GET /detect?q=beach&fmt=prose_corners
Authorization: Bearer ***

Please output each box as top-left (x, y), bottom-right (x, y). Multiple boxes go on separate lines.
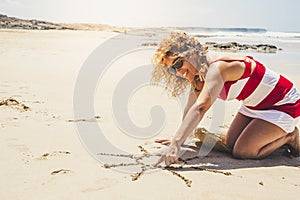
top-left (0, 28), bottom-right (300, 200)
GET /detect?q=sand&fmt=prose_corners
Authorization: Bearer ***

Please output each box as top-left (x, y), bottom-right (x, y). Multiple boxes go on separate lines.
top-left (0, 29), bottom-right (299, 200)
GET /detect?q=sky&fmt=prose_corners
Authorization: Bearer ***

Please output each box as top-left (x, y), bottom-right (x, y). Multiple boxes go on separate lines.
top-left (0, 0), bottom-right (299, 32)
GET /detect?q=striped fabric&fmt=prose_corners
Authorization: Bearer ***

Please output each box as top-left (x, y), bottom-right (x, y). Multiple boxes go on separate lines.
top-left (216, 56), bottom-right (300, 119)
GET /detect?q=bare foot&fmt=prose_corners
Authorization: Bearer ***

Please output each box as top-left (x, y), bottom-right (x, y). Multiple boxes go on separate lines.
top-left (194, 128), bottom-right (231, 153)
top-left (286, 127), bottom-right (300, 157)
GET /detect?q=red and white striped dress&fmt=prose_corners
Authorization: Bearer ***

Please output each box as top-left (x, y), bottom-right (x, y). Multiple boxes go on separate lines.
top-left (215, 56), bottom-right (300, 133)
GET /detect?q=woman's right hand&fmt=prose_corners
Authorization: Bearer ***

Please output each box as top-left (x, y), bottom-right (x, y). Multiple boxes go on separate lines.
top-left (153, 141), bottom-right (180, 167)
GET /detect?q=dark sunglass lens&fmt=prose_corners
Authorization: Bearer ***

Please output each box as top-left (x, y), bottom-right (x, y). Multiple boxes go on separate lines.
top-left (173, 60), bottom-right (183, 69)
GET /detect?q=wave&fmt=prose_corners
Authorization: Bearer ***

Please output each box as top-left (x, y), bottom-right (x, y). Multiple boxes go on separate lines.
top-left (178, 28), bottom-right (300, 42)
top-left (178, 27), bottom-right (267, 33)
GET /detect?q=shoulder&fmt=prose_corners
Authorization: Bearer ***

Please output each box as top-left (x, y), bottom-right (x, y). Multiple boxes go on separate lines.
top-left (208, 59), bottom-right (245, 82)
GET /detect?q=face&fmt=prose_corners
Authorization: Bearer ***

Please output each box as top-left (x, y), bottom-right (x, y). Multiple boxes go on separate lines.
top-left (164, 55), bottom-right (199, 82)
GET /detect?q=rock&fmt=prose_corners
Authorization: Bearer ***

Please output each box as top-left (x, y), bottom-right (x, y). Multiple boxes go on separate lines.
top-left (256, 44), bottom-right (277, 53)
top-left (206, 41), bottom-right (279, 53)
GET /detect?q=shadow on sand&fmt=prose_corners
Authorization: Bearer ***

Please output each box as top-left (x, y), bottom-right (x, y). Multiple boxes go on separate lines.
top-left (175, 141), bottom-right (300, 171)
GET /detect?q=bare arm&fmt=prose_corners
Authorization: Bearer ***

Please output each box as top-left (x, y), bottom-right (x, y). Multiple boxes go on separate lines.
top-left (182, 88), bottom-right (200, 121)
top-left (172, 65), bottom-right (225, 147)
top-left (155, 86), bottom-right (201, 146)
top-left (153, 60), bottom-right (246, 166)
top-left (154, 63), bottom-right (230, 166)
top-left (175, 59), bottom-right (247, 146)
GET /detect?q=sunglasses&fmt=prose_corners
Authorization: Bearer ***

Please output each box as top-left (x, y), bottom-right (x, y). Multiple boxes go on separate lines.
top-left (167, 57), bottom-right (184, 75)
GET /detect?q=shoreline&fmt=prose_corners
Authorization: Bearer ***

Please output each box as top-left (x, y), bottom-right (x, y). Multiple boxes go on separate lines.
top-left (0, 27), bottom-right (281, 54)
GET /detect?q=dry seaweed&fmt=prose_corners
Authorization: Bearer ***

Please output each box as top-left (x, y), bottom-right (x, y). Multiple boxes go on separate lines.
top-left (0, 97), bottom-right (30, 111)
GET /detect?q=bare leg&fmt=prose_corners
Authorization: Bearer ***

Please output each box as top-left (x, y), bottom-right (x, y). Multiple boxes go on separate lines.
top-left (232, 119), bottom-right (298, 159)
top-left (225, 113), bottom-right (253, 150)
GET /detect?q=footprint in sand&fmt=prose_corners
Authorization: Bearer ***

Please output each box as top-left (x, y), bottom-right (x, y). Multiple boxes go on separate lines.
top-left (51, 169), bottom-right (72, 175)
top-left (37, 151), bottom-right (71, 160)
top-left (82, 178), bottom-right (118, 192)
top-left (66, 115), bottom-right (101, 123)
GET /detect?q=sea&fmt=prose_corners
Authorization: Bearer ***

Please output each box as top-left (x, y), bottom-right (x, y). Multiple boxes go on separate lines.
top-left (181, 27), bottom-right (300, 75)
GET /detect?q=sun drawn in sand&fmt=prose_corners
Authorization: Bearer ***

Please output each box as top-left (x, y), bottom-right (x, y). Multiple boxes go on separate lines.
top-left (99, 145), bottom-right (232, 187)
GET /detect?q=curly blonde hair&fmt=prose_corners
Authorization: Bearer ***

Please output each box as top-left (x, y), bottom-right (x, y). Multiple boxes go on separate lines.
top-left (151, 31), bottom-right (208, 97)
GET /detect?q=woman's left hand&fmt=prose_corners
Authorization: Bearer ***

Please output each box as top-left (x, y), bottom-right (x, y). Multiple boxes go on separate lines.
top-left (153, 141), bottom-right (180, 167)
top-left (154, 139), bottom-right (171, 146)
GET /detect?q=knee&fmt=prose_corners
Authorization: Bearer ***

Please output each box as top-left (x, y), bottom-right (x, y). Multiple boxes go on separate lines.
top-left (225, 135), bottom-right (235, 150)
top-left (225, 131), bottom-right (240, 151)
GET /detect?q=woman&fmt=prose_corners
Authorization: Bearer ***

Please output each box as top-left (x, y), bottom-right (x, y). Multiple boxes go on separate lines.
top-left (152, 32), bottom-right (300, 167)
